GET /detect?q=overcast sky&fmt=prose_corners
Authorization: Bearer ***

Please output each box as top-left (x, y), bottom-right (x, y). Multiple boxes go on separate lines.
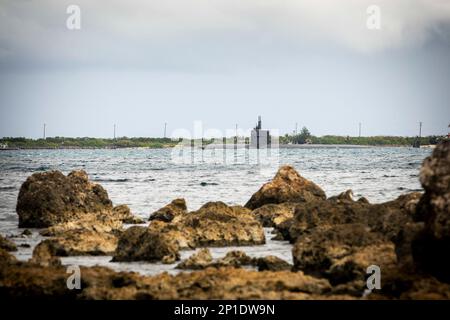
top-left (1, 0), bottom-right (449, 138)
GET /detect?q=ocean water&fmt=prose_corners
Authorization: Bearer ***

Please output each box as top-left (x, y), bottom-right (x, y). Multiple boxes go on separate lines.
top-left (0, 146), bottom-right (430, 275)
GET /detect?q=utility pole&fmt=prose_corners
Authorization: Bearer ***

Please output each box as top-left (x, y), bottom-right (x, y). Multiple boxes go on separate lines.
top-left (419, 121), bottom-right (422, 138)
top-left (43, 123), bottom-right (46, 140)
top-left (295, 123), bottom-right (298, 135)
top-left (358, 122), bottom-right (361, 138)
top-left (164, 122), bottom-right (167, 139)
top-left (114, 124), bottom-right (116, 140)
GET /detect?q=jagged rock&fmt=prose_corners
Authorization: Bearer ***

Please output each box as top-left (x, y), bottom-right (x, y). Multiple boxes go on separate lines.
top-left (112, 226), bottom-right (180, 263)
top-left (180, 201), bottom-right (265, 247)
top-left (29, 240), bottom-right (62, 267)
top-left (0, 234), bottom-right (17, 252)
top-left (36, 230), bottom-right (118, 256)
top-left (368, 192), bottom-right (422, 241)
top-left (328, 189), bottom-right (355, 202)
top-left (40, 214), bottom-right (123, 237)
top-left (16, 170), bottom-right (113, 228)
top-left (413, 141), bottom-right (450, 282)
top-left (393, 222), bottom-right (425, 271)
top-left (21, 229), bottom-right (32, 236)
top-left (256, 256), bottom-right (292, 271)
top-left (369, 267), bottom-right (450, 300)
top-left (213, 251), bottom-right (255, 268)
top-left (0, 258), bottom-right (336, 299)
top-left (292, 224), bottom-right (397, 288)
top-left (177, 250), bottom-right (257, 270)
top-left (176, 249), bottom-right (213, 270)
top-left (112, 205), bottom-right (144, 224)
top-left (245, 165), bottom-right (326, 210)
top-left (0, 248), bottom-right (17, 265)
top-left (149, 198), bottom-right (187, 222)
top-left (117, 202), bottom-right (264, 263)
top-left (274, 192), bottom-right (421, 243)
top-left (252, 203), bottom-right (297, 228)
top-left (148, 202), bottom-right (265, 249)
top-left (148, 220), bottom-right (195, 249)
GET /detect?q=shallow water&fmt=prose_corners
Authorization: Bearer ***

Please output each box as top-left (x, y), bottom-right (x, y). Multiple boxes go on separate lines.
top-left (0, 146), bottom-right (430, 275)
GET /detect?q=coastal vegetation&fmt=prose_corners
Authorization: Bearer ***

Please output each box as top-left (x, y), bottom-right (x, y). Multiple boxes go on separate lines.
top-left (279, 126), bottom-right (444, 146)
top-left (0, 137), bottom-right (181, 149)
top-left (0, 132), bottom-right (446, 149)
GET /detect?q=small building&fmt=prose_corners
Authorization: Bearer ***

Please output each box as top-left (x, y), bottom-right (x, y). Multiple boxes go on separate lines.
top-left (250, 116), bottom-right (270, 149)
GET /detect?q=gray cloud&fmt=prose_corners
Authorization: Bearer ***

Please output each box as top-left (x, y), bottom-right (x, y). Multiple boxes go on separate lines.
top-left (1, 0), bottom-right (450, 71)
top-left (0, 1), bottom-right (449, 138)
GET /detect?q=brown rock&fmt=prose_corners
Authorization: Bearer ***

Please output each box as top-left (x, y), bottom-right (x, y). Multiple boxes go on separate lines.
top-left (37, 230), bottom-right (118, 256)
top-left (149, 198), bottom-right (187, 222)
top-left (112, 226), bottom-right (180, 262)
top-left (252, 202), bottom-right (297, 228)
top-left (0, 259), bottom-right (335, 299)
top-left (275, 192), bottom-right (420, 243)
top-left (0, 234), bottom-right (17, 252)
top-left (292, 224), bottom-right (396, 290)
top-left (16, 170), bottom-right (113, 228)
top-left (256, 256), bottom-right (292, 271)
top-left (176, 249), bottom-right (213, 270)
top-left (112, 205), bottom-right (144, 224)
top-left (245, 165), bottom-right (326, 210)
top-left (40, 214), bottom-right (123, 237)
top-left (413, 141), bottom-right (450, 282)
top-left (0, 248), bottom-right (17, 265)
top-left (213, 250), bottom-right (255, 268)
top-left (116, 201), bottom-right (265, 263)
top-left (180, 201), bottom-right (265, 247)
top-left (29, 240), bottom-right (62, 267)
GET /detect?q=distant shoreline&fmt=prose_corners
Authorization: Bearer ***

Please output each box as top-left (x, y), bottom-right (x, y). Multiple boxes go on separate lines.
top-left (0, 144), bottom-right (437, 151)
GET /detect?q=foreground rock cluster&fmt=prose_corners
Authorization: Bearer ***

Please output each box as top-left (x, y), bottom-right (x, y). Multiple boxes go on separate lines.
top-left (15, 170), bottom-right (143, 256)
top-left (1, 141), bottom-right (449, 299)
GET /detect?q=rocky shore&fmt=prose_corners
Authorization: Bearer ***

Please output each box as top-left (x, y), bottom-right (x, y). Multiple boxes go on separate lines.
top-left (1, 141), bottom-right (449, 299)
